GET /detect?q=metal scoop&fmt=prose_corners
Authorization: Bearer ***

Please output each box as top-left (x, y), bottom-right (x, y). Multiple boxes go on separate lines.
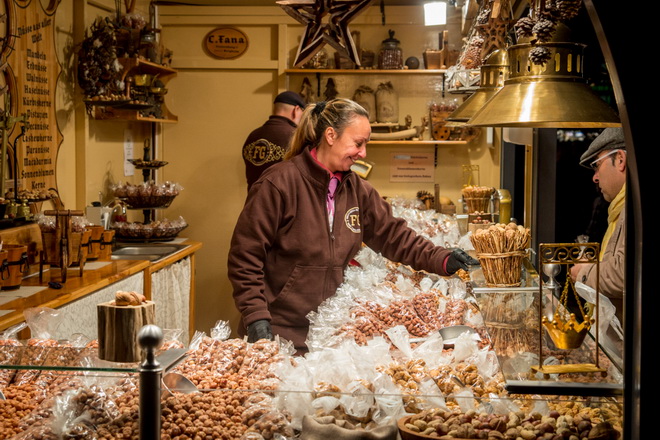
top-left (409, 324), bottom-right (479, 347)
top-left (161, 372), bottom-right (199, 398)
top-left (437, 325), bottom-right (479, 347)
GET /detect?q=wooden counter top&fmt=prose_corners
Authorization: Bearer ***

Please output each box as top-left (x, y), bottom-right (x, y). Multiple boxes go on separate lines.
top-left (0, 239), bottom-right (202, 333)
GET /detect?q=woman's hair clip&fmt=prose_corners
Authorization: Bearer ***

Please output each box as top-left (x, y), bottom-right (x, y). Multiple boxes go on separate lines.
top-left (312, 101), bottom-right (327, 116)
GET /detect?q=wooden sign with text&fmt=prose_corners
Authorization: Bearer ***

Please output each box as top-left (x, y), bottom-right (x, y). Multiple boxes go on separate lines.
top-left (5, 0), bottom-right (62, 196)
top-left (203, 27), bottom-right (249, 60)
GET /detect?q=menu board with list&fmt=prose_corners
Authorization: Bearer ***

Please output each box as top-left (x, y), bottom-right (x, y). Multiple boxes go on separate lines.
top-left (4, 0), bottom-right (62, 198)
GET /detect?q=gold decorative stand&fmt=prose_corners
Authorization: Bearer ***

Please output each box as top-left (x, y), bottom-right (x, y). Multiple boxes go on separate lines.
top-left (531, 242), bottom-right (607, 379)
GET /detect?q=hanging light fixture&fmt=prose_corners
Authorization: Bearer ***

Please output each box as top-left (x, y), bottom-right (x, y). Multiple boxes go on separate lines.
top-left (446, 48), bottom-right (509, 123)
top-left (466, 0), bottom-right (620, 128)
top-left (467, 40), bottom-right (620, 127)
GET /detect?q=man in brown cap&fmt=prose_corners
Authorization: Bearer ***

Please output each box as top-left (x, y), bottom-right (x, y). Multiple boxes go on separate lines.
top-left (570, 127), bottom-right (626, 321)
top-left (242, 91), bottom-right (307, 191)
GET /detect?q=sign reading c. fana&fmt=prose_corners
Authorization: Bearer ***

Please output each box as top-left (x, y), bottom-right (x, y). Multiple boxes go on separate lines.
top-left (5, 0), bottom-right (62, 197)
top-left (203, 27), bottom-right (249, 60)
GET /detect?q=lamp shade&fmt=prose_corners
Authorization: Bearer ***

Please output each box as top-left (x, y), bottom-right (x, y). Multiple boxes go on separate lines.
top-left (447, 49), bottom-right (509, 123)
top-left (467, 42), bottom-right (620, 128)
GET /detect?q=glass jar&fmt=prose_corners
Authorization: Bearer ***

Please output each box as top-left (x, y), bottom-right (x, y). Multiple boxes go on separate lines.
top-left (378, 30), bottom-right (403, 70)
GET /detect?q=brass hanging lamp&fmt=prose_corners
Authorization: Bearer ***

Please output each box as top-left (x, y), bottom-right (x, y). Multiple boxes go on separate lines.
top-left (467, 41), bottom-right (620, 127)
top-left (467, 1), bottom-right (620, 128)
top-left (446, 48), bottom-right (509, 123)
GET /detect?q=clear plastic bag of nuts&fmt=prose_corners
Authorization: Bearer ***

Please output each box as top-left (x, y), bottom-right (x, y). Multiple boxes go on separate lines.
top-left (12, 387), bottom-right (101, 440)
top-left (0, 322), bottom-right (26, 389)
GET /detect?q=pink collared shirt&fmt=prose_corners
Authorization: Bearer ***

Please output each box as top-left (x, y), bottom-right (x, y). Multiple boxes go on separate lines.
top-left (311, 148), bottom-right (343, 231)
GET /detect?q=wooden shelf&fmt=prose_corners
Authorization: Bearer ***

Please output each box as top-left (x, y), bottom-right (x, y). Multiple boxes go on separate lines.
top-left (368, 140), bottom-right (467, 146)
top-left (118, 57), bottom-right (177, 78)
top-left (91, 106), bottom-right (178, 123)
top-left (88, 57), bottom-right (178, 123)
top-left (285, 68), bottom-right (446, 75)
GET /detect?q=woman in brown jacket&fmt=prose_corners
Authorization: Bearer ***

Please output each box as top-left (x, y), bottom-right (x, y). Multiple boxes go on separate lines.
top-left (228, 98), bottom-right (477, 353)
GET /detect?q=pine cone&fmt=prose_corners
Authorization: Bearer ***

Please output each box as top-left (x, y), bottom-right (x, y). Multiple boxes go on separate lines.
top-left (460, 36), bottom-right (485, 69)
top-left (514, 16), bottom-right (535, 41)
top-left (554, 0), bottom-right (581, 20)
top-left (532, 18), bottom-right (557, 42)
top-left (476, 7), bottom-right (491, 25)
top-left (529, 46), bottom-right (552, 65)
top-left (417, 190), bottom-right (433, 201)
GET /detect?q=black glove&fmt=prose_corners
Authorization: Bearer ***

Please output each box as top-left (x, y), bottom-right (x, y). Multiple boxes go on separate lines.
top-left (247, 319), bottom-right (273, 343)
top-left (445, 248), bottom-right (480, 274)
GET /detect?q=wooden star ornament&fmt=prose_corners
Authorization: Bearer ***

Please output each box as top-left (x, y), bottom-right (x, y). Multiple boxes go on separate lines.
top-left (278, 0), bottom-right (375, 67)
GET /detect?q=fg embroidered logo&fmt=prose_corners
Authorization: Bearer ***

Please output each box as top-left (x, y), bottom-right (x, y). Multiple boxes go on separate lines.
top-left (243, 139), bottom-right (285, 166)
top-left (344, 207), bottom-right (361, 233)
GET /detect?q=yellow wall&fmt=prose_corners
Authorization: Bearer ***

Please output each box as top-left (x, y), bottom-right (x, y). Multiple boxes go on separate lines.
top-left (48, 2), bottom-right (500, 338)
top-left (158, 5), bottom-right (500, 337)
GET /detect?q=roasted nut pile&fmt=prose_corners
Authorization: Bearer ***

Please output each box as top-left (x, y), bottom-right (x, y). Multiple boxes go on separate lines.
top-left (12, 339), bottom-right (62, 387)
top-left (0, 340), bottom-right (21, 389)
top-left (333, 291), bottom-right (481, 349)
top-left (9, 380), bottom-right (293, 440)
top-left (402, 408), bottom-right (621, 440)
top-left (111, 216), bottom-right (188, 239)
top-left (0, 196), bottom-right (625, 439)
top-left (427, 363), bottom-right (504, 398)
top-left (160, 390), bottom-right (251, 440)
top-left (171, 337), bottom-right (284, 392)
top-left (0, 384), bottom-right (45, 438)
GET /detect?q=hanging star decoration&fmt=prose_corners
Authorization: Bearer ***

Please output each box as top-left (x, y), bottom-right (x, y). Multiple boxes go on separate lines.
top-left (278, 0), bottom-right (375, 67)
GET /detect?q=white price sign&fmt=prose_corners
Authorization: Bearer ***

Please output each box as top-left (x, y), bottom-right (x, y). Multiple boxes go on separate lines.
top-left (389, 152), bottom-right (434, 182)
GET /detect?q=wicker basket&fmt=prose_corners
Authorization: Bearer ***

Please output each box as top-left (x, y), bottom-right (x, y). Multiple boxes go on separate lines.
top-left (477, 250), bottom-right (526, 287)
top-left (464, 196), bottom-right (491, 213)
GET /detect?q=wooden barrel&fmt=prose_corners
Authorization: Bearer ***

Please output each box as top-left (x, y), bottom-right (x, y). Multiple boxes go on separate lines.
top-left (70, 229), bottom-right (92, 266)
top-left (2, 244), bottom-right (28, 290)
top-left (86, 225), bottom-right (105, 260)
top-left (0, 250), bottom-right (8, 284)
top-left (98, 230), bottom-right (115, 261)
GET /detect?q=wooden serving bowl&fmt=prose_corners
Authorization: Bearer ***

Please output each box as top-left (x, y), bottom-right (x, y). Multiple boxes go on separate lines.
top-left (398, 415), bottom-right (473, 440)
top-left (398, 416), bottom-right (437, 440)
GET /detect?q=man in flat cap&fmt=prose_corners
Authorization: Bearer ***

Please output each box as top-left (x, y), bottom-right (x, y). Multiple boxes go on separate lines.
top-left (570, 127), bottom-right (627, 322)
top-left (242, 91), bottom-right (307, 191)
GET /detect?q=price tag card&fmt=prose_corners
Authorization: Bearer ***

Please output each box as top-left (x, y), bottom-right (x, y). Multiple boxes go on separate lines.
top-left (389, 152), bottom-right (434, 182)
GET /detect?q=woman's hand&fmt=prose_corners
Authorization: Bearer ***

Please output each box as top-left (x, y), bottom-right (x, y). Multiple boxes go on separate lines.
top-left (446, 248), bottom-right (479, 274)
top-left (247, 319), bottom-right (273, 342)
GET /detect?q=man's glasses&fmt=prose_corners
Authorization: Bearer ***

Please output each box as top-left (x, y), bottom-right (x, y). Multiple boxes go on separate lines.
top-left (589, 149), bottom-right (621, 170)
